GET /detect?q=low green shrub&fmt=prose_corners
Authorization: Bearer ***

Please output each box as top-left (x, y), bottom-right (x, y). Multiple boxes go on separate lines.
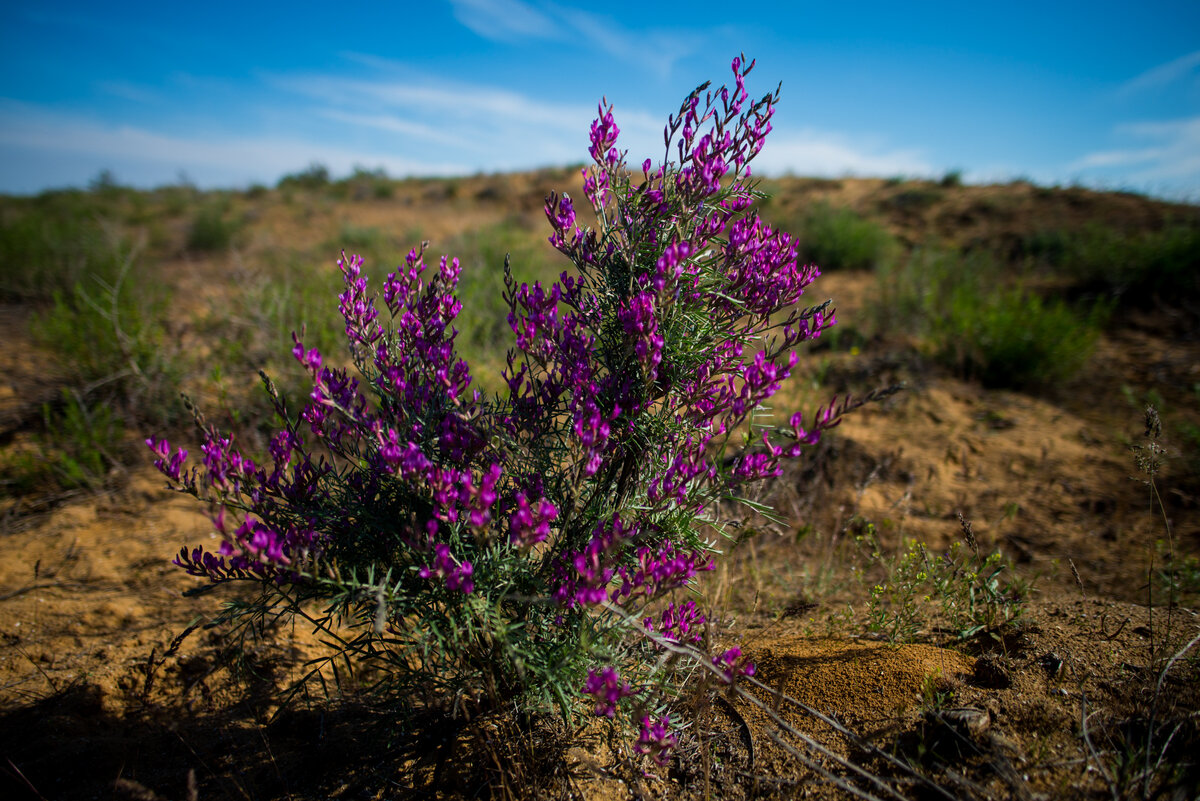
top-left (31, 237), bottom-right (181, 427)
top-left (214, 250), bottom-right (346, 376)
top-left (89, 169), bottom-right (122, 195)
top-left (278, 162), bottom-right (331, 192)
top-left (0, 390), bottom-right (131, 498)
top-left (0, 197), bottom-right (114, 302)
top-left (1027, 223), bottom-right (1200, 304)
top-left (0, 450), bottom-right (57, 499)
top-left (324, 223), bottom-right (404, 272)
top-left (939, 169), bottom-right (963, 188)
top-left (874, 248), bottom-right (1105, 389)
top-left (871, 246), bottom-right (965, 333)
top-left (187, 204), bottom-right (239, 252)
top-left (796, 202), bottom-right (896, 271)
top-left (333, 166), bottom-right (394, 200)
top-left (42, 389), bottom-right (127, 490)
top-left (934, 286), bottom-right (1106, 389)
top-left (883, 185), bottom-right (944, 213)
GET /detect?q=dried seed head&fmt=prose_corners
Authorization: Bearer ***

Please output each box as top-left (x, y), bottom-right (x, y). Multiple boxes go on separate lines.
top-left (1069, 558), bottom-right (1084, 596)
top-left (1144, 404), bottom-right (1162, 440)
top-left (957, 512), bottom-right (978, 555)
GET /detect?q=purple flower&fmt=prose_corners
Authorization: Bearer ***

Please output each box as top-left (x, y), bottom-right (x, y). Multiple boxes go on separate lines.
top-left (635, 715), bottom-right (677, 766)
top-left (618, 292), bottom-right (663, 380)
top-left (337, 253), bottom-right (383, 348)
top-left (584, 666), bottom-right (633, 717)
top-left (419, 543), bottom-right (475, 594)
top-left (573, 398), bottom-right (620, 477)
top-left (652, 240), bottom-right (693, 293)
top-left (712, 646), bottom-right (756, 683)
top-left (588, 102), bottom-right (621, 166)
top-left (553, 514), bottom-right (637, 608)
top-left (614, 540), bottom-right (714, 603)
top-left (644, 600), bottom-right (706, 644)
top-left (146, 437), bottom-right (188, 482)
top-left (291, 334), bottom-right (323, 374)
top-left (509, 492), bottom-right (558, 548)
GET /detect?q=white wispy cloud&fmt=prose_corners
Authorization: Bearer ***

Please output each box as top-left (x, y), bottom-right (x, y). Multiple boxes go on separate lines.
top-left (278, 63), bottom-right (933, 180)
top-left (281, 73), bottom-right (588, 132)
top-left (1071, 116), bottom-right (1200, 187)
top-left (447, 0), bottom-right (701, 78)
top-left (273, 68), bottom-right (664, 165)
top-left (0, 68), bottom-right (941, 194)
top-left (95, 80), bottom-right (162, 105)
top-left (547, 6), bottom-right (704, 79)
top-left (1, 46), bottom-right (688, 193)
top-left (752, 129), bottom-right (933, 178)
top-left (0, 100), bottom-right (467, 190)
top-left (447, 0), bottom-right (562, 42)
top-left (1117, 49), bottom-right (1200, 97)
top-left (270, 61), bottom-right (928, 181)
top-left (317, 109), bottom-right (480, 152)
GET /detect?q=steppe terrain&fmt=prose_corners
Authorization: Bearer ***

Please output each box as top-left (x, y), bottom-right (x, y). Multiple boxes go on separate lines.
top-left (1, 170), bottom-right (1197, 799)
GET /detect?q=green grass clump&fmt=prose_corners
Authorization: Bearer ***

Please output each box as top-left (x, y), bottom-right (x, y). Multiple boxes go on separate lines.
top-left (0, 193), bottom-right (187, 495)
top-left (240, 256), bottom-right (346, 358)
top-left (29, 231), bottom-right (182, 433)
top-left (278, 162), bottom-right (331, 192)
top-left (324, 223), bottom-right (393, 269)
top-left (332, 167), bottom-right (395, 200)
top-left (187, 204), bottom-right (239, 252)
top-left (796, 202), bottom-right (896, 271)
top-left (34, 267), bottom-right (168, 386)
top-left (40, 389), bottom-right (127, 490)
top-left (0, 195), bottom-right (116, 302)
top-left (1026, 223), bottom-right (1200, 304)
top-left (939, 169), bottom-right (964, 188)
top-left (935, 286), bottom-right (1105, 389)
top-left (875, 248), bottom-right (1106, 389)
top-left (0, 390), bottom-right (130, 498)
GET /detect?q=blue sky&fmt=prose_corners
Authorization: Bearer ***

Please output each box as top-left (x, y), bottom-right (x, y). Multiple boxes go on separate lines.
top-left (1, 1), bottom-right (1198, 199)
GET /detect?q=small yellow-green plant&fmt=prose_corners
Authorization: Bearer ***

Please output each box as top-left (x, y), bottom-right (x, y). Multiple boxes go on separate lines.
top-left (856, 516), bottom-right (1027, 643)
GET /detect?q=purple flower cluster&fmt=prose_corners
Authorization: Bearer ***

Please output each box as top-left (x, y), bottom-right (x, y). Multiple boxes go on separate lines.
top-left (584, 666), bottom-right (633, 717)
top-left (712, 646), bottom-right (756, 684)
top-left (552, 514), bottom-right (632, 607)
top-left (148, 244), bottom-right (506, 594)
top-left (549, 512), bottom-right (716, 610)
top-left (509, 491), bottom-right (558, 548)
top-left (635, 715), bottom-right (677, 766)
top-left (525, 58), bottom-right (852, 539)
top-left (618, 292), bottom-right (663, 381)
top-left (147, 437), bottom-right (187, 482)
top-left (643, 600), bottom-right (707, 644)
top-left (614, 540), bottom-right (714, 604)
top-left (419, 542), bottom-right (475, 594)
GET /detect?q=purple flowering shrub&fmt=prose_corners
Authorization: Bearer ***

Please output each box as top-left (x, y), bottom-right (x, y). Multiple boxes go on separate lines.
top-left (149, 56), bottom-right (883, 760)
